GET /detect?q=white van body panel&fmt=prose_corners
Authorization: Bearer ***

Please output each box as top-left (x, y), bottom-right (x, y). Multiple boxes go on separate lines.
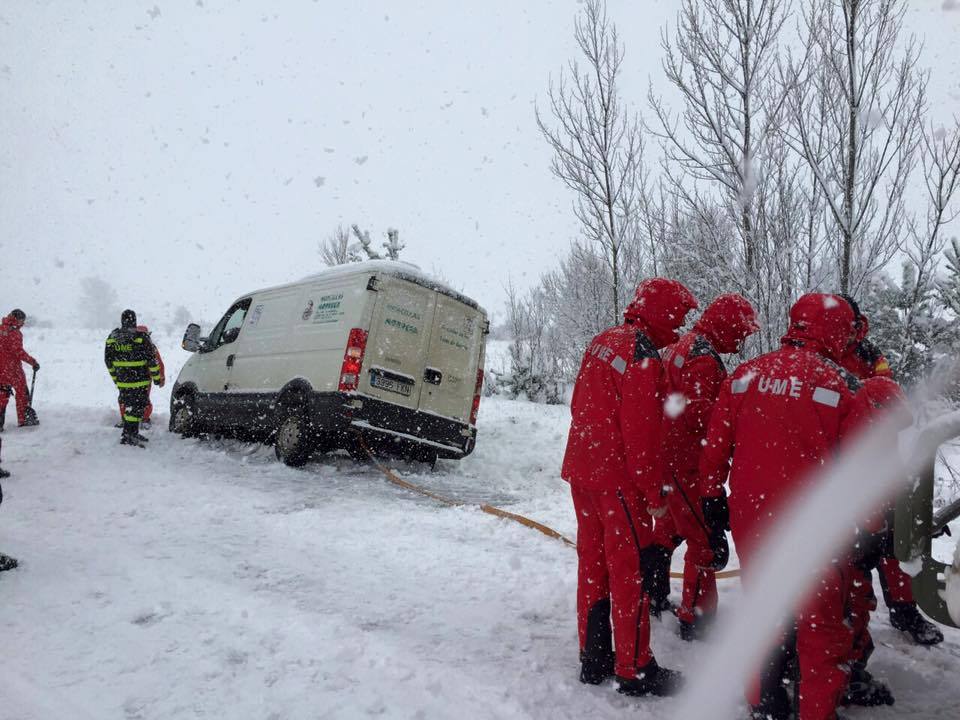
top-left (172, 261), bottom-right (488, 460)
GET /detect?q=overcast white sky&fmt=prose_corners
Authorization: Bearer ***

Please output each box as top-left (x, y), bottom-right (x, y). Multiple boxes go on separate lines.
top-left (2, 0), bottom-right (959, 329)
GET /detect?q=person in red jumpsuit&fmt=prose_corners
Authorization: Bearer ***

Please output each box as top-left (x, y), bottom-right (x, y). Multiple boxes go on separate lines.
top-left (118, 325), bottom-right (165, 426)
top-left (838, 297), bottom-right (943, 650)
top-left (562, 278), bottom-right (698, 697)
top-left (700, 293), bottom-right (872, 720)
top-left (652, 294), bottom-right (759, 641)
top-left (0, 309), bottom-right (40, 431)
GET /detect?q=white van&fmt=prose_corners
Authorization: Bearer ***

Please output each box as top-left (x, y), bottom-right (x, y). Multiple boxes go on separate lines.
top-left (170, 261), bottom-right (489, 466)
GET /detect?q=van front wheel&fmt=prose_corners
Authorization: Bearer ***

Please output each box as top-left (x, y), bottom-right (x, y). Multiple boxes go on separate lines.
top-left (274, 410), bottom-right (314, 467)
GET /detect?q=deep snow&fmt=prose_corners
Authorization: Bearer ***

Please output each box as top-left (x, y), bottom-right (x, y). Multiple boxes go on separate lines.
top-left (1, 331), bottom-right (959, 719)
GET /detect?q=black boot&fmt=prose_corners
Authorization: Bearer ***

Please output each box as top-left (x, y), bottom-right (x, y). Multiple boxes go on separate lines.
top-left (0, 553), bottom-right (18, 572)
top-left (0, 466), bottom-right (9, 479)
top-left (579, 651), bottom-right (615, 685)
top-left (750, 686), bottom-right (791, 720)
top-left (616, 659), bottom-right (683, 697)
top-left (579, 598), bottom-right (614, 685)
top-left (889, 602), bottom-right (944, 645)
top-left (842, 664), bottom-right (894, 706)
top-left (649, 595), bottom-right (676, 617)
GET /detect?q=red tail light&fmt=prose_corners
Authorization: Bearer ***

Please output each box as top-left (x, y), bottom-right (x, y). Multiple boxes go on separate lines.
top-left (338, 328), bottom-right (368, 392)
top-left (469, 368), bottom-right (484, 425)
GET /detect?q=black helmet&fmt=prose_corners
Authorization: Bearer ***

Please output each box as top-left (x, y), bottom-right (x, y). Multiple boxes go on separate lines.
top-left (10, 309), bottom-right (25, 322)
top-left (121, 309), bottom-right (137, 328)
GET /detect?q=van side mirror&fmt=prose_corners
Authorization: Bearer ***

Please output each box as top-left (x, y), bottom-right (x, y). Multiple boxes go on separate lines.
top-left (182, 323), bottom-right (202, 352)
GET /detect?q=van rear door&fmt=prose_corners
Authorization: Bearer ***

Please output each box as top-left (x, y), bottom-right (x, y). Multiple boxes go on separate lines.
top-left (360, 276), bottom-right (436, 410)
top-left (417, 294), bottom-right (486, 424)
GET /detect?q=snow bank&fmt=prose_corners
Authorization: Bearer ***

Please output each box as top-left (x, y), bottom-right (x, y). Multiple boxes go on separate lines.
top-left (2, 331), bottom-right (959, 719)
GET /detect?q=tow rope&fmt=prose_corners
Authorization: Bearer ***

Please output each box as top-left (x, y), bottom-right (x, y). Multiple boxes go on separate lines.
top-left (359, 438), bottom-right (740, 580)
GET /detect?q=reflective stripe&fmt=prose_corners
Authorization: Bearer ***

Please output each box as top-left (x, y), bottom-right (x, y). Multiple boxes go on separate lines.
top-left (148, 365), bottom-right (161, 372)
top-left (112, 360), bottom-right (147, 367)
top-left (731, 377), bottom-right (751, 394)
top-left (134, 337), bottom-right (144, 343)
top-left (123, 414), bottom-right (141, 422)
top-left (813, 387), bottom-right (840, 408)
top-left (116, 380), bottom-right (151, 389)
top-left (611, 356), bottom-right (627, 375)
top-left (105, 338), bottom-right (117, 345)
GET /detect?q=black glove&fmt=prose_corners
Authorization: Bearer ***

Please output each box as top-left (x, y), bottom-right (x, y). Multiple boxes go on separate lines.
top-left (701, 496), bottom-right (731, 572)
top-left (851, 527), bottom-right (891, 571)
top-left (31, 361), bottom-right (39, 371)
top-left (639, 544), bottom-right (673, 616)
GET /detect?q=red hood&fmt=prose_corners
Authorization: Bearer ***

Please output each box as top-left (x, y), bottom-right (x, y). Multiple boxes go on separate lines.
top-left (694, 293), bottom-right (759, 354)
top-left (781, 293), bottom-right (855, 362)
top-left (2, 314), bottom-right (23, 331)
top-left (623, 278), bottom-right (698, 348)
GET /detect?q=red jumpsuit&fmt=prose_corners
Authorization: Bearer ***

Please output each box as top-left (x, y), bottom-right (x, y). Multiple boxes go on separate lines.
top-left (562, 278), bottom-right (697, 683)
top-left (839, 316), bottom-right (928, 663)
top-left (653, 294), bottom-right (758, 631)
top-left (0, 313), bottom-right (38, 426)
top-left (700, 294), bottom-right (870, 720)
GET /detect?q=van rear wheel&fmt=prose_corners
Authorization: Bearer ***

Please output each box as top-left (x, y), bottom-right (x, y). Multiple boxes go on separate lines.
top-left (274, 409), bottom-right (314, 467)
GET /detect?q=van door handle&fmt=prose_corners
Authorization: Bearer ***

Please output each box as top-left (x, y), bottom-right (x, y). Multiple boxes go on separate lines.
top-left (226, 354), bottom-right (235, 368)
top-left (424, 368), bottom-right (442, 385)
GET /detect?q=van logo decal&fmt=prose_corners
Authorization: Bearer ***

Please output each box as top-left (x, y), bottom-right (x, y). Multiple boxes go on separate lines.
top-left (312, 293), bottom-right (344, 324)
top-left (301, 300), bottom-right (314, 321)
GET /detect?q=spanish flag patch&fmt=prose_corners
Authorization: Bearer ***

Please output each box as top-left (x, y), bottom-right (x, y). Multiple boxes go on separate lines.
top-left (875, 359), bottom-right (891, 374)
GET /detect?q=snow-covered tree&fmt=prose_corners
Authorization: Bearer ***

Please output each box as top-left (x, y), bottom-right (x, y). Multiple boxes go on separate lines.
top-left (536, 0), bottom-right (645, 322)
top-left (786, 0), bottom-right (927, 295)
top-left (941, 237), bottom-right (960, 318)
top-left (320, 225), bottom-right (405, 266)
top-left (319, 225), bottom-right (361, 266)
top-left (78, 276), bottom-right (120, 329)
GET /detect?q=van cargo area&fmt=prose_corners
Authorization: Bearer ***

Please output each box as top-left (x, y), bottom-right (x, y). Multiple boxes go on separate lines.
top-left (170, 261), bottom-right (488, 466)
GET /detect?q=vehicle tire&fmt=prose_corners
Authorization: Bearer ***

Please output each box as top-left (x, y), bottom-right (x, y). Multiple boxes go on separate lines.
top-left (274, 406), bottom-right (314, 467)
top-left (169, 394), bottom-right (199, 438)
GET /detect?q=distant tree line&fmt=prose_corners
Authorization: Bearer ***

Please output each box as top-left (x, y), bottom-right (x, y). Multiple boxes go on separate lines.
top-left (506, 0), bottom-right (960, 401)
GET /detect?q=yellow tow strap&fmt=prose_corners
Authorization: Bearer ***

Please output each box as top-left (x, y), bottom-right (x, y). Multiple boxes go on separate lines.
top-left (359, 438), bottom-right (740, 580)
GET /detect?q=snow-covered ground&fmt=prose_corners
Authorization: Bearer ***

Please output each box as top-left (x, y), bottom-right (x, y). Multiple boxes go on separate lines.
top-left (1, 330), bottom-right (960, 719)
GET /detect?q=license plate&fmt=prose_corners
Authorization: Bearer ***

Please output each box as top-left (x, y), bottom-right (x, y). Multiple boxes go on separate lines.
top-left (371, 373), bottom-right (413, 397)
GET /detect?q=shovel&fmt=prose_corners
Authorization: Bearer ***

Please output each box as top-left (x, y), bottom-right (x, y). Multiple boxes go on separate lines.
top-left (22, 367), bottom-right (38, 426)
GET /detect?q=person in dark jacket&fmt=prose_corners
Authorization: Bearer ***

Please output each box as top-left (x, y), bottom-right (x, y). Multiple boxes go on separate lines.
top-left (105, 310), bottom-right (162, 447)
top-left (0, 309), bottom-right (40, 430)
top-left (562, 278), bottom-right (698, 697)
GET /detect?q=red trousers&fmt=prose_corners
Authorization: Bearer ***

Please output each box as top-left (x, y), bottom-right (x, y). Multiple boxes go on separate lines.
top-left (652, 486), bottom-right (717, 625)
top-left (796, 565), bottom-right (854, 720)
top-left (847, 557), bottom-right (915, 666)
top-left (735, 510), bottom-right (852, 720)
top-left (847, 567), bottom-right (877, 665)
top-left (0, 369), bottom-right (29, 425)
top-left (572, 484), bottom-right (654, 678)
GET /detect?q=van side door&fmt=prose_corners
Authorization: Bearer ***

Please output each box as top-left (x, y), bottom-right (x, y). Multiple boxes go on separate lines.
top-left (418, 295), bottom-right (486, 424)
top-left (359, 276), bottom-right (437, 410)
top-left (195, 298), bottom-right (252, 418)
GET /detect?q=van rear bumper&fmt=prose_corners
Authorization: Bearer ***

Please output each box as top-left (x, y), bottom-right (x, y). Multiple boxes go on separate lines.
top-left (323, 393), bottom-right (477, 459)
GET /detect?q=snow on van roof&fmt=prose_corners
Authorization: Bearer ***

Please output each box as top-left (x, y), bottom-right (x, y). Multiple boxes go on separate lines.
top-left (300, 260), bottom-right (486, 313)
